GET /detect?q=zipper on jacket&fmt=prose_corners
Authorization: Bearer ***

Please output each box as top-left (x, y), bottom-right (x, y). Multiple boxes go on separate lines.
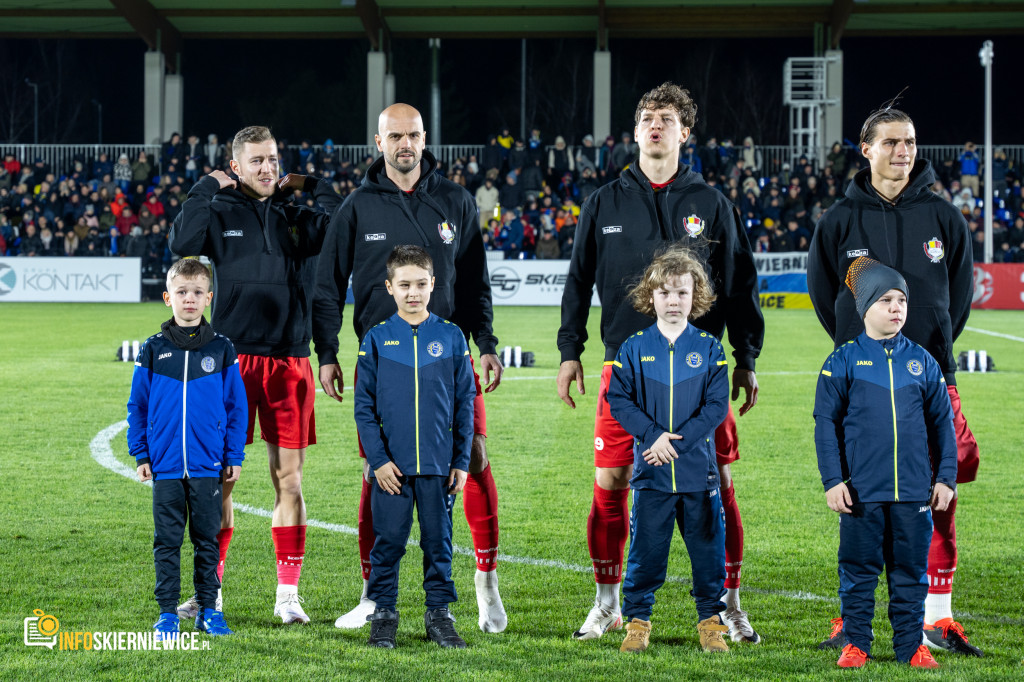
top-left (182, 350), bottom-right (190, 478)
top-left (887, 348), bottom-right (898, 500)
top-left (414, 328), bottom-right (421, 475)
top-left (669, 343), bottom-right (677, 493)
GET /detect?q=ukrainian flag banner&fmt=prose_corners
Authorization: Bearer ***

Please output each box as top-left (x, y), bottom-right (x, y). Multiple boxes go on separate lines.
top-left (754, 253), bottom-right (812, 309)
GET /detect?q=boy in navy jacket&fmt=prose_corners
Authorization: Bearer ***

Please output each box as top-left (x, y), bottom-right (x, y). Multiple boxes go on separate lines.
top-left (814, 257), bottom-right (956, 669)
top-left (127, 258), bottom-right (247, 640)
top-left (354, 245), bottom-right (476, 649)
top-left (606, 245), bottom-right (731, 654)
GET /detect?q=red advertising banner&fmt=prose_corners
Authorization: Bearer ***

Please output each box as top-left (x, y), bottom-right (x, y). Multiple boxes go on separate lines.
top-left (972, 263), bottom-right (1024, 309)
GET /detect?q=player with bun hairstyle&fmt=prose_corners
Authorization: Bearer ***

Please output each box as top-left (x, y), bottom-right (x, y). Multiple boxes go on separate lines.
top-left (808, 101), bottom-right (980, 657)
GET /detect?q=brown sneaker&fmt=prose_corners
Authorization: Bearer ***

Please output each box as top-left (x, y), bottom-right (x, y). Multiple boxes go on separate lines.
top-left (619, 618), bottom-right (651, 653)
top-left (697, 615), bottom-right (730, 652)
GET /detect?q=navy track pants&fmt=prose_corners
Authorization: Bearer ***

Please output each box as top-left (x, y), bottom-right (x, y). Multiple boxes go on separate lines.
top-left (367, 475), bottom-right (457, 610)
top-left (838, 501), bottom-right (933, 661)
top-left (623, 487), bottom-right (727, 622)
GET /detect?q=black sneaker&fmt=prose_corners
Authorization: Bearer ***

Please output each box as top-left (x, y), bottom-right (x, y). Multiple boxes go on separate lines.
top-left (367, 608), bottom-right (399, 648)
top-left (425, 608), bottom-right (467, 649)
top-left (923, 618), bottom-right (984, 657)
top-left (817, 617), bottom-right (848, 650)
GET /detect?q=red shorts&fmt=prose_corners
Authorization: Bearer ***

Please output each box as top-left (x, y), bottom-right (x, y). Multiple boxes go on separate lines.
top-left (594, 363), bottom-right (739, 468)
top-left (355, 354), bottom-right (487, 460)
top-left (238, 354), bottom-right (316, 449)
top-left (948, 385), bottom-right (979, 483)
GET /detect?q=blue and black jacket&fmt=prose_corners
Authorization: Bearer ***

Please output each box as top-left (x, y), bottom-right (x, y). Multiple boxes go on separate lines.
top-left (813, 331), bottom-right (957, 502)
top-left (607, 322), bottom-right (729, 493)
top-left (127, 318), bottom-right (248, 480)
top-left (354, 312), bottom-right (475, 477)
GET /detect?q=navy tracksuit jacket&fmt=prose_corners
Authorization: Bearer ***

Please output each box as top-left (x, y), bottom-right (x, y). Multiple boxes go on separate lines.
top-left (607, 322), bottom-right (730, 622)
top-left (354, 312), bottom-right (475, 609)
top-left (814, 331), bottom-right (957, 660)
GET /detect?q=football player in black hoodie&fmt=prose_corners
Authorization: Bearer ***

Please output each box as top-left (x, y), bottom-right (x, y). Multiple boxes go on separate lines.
top-left (170, 125), bottom-right (341, 625)
top-left (314, 104), bottom-right (506, 634)
top-left (557, 83), bottom-right (764, 644)
top-left (808, 107), bottom-right (982, 657)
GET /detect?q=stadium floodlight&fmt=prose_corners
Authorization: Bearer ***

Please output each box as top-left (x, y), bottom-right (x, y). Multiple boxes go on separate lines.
top-left (979, 41), bottom-right (994, 264)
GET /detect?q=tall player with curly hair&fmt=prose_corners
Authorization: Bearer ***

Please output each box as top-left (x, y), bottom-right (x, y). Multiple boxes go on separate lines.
top-left (558, 82), bottom-right (764, 642)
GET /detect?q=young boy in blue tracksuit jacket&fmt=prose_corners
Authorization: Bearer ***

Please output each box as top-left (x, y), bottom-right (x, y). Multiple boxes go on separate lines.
top-left (814, 257), bottom-right (957, 669)
top-left (606, 245), bottom-right (731, 654)
top-left (354, 245), bottom-right (476, 650)
top-left (127, 258), bottom-right (248, 640)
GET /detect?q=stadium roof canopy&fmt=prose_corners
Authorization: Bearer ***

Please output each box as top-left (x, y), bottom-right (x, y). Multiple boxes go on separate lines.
top-left (2, 0), bottom-right (1022, 70)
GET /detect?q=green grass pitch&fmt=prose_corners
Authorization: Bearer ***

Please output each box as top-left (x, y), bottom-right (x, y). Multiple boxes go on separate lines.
top-left (1, 302), bottom-right (1022, 680)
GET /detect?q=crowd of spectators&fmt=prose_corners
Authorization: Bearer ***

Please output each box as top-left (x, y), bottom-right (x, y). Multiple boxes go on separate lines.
top-left (2, 132), bottom-right (1023, 272)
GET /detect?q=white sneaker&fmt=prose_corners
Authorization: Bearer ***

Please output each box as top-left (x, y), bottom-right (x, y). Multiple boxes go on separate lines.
top-left (274, 592), bottom-right (310, 624)
top-left (719, 607), bottom-right (761, 643)
top-left (176, 589), bottom-right (222, 620)
top-left (475, 569), bottom-right (508, 633)
top-left (572, 601), bottom-right (623, 640)
top-left (334, 596), bottom-right (376, 629)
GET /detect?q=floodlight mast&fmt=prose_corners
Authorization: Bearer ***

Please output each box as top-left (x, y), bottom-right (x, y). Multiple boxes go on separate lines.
top-left (979, 41), bottom-right (993, 264)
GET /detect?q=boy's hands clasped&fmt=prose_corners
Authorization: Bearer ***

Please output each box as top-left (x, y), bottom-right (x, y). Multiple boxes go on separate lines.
top-left (643, 431), bottom-right (682, 466)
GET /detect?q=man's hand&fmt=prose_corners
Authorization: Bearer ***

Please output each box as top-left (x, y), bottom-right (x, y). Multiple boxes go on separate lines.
top-left (277, 173), bottom-right (307, 193)
top-left (825, 482), bottom-right (853, 514)
top-left (931, 482), bottom-right (955, 512)
top-left (319, 363), bottom-right (345, 402)
top-left (208, 170), bottom-right (237, 191)
top-left (642, 432), bottom-right (682, 466)
top-left (447, 468), bottom-right (468, 494)
top-left (374, 462), bottom-right (403, 495)
top-left (557, 360), bottom-right (585, 409)
top-left (137, 463), bottom-right (152, 482)
top-left (225, 465), bottom-right (241, 483)
top-left (732, 368), bottom-right (759, 416)
top-left (479, 353), bottom-right (503, 393)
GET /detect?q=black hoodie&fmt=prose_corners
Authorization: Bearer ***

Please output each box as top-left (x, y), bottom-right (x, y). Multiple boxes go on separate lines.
top-left (313, 150), bottom-right (497, 365)
top-left (808, 160), bottom-right (972, 384)
top-left (558, 163), bottom-right (763, 368)
top-left (169, 174), bottom-right (341, 357)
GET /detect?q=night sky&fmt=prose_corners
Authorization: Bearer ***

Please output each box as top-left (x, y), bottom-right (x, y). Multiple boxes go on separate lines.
top-left (3, 34), bottom-right (1021, 147)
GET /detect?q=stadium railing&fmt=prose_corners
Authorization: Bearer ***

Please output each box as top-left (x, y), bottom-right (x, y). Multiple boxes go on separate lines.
top-left (2, 144), bottom-right (1021, 183)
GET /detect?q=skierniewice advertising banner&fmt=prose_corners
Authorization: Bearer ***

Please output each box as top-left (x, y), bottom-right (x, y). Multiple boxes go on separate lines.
top-left (0, 258), bottom-right (141, 303)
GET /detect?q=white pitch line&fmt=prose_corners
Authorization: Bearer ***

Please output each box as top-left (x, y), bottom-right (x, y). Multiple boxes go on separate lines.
top-left (964, 326), bottom-right (1024, 344)
top-left (92, 421), bottom-right (1022, 624)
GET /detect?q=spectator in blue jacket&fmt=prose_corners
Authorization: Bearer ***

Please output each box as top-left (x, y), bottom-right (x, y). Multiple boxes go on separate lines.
top-left (355, 245), bottom-right (476, 650)
top-left (958, 141), bottom-right (980, 198)
top-left (606, 244), bottom-right (731, 654)
top-left (813, 257), bottom-right (956, 670)
top-left (127, 258), bottom-right (247, 642)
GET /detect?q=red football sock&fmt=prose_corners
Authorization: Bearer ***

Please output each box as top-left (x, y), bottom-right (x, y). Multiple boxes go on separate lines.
top-left (358, 477), bottom-right (374, 581)
top-left (928, 496), bottom-right (957, 595)
top-left (587, 482), bottom-right (629, 584)
top-left (272, 525), bottom-right (306, 587)
top-left (463, 464), bottom-right (500, 571)
top-left (721, 482), bottom-right (744, 589)
top-left (216, 527), bottom-right (234, 584)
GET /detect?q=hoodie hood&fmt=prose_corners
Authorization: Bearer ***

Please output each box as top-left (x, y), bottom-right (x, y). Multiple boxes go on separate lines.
top-left (845, 159), bottom-right (938, 208)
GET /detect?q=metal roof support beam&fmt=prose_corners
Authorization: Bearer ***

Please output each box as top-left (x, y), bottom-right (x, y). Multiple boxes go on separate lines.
top-left (356, 0), bottom-right (390, 52)
top-left (108, 0), bottom-right (181, 72)
top-left (829, 0), bottom-right (855, 49)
